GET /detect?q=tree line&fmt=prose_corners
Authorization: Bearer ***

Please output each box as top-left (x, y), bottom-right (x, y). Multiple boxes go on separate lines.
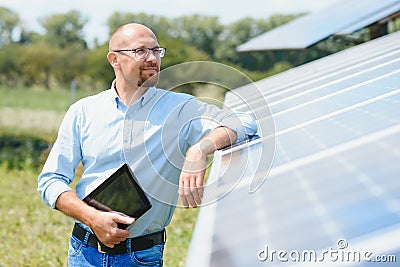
top-left (0, 7), bottom-right (359, 91)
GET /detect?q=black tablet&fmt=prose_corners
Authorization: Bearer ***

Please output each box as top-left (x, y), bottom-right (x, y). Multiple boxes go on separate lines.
top-left (83, 163), bottom-right (152, 228)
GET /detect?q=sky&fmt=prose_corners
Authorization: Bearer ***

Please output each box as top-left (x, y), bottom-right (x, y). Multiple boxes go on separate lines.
top-left (0, 0), bottom-right (341, 45)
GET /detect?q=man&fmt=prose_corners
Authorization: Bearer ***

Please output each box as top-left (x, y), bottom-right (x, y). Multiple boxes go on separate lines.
top-left (38, 23), bottom-right (257, 266)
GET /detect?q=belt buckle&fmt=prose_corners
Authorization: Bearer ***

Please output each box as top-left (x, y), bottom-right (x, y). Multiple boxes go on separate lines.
top-left (97, 242), bottom-right (106, 254)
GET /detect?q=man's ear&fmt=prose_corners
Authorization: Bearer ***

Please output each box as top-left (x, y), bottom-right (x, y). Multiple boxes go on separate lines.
top-left (107, 52), bottom-right (119, 68)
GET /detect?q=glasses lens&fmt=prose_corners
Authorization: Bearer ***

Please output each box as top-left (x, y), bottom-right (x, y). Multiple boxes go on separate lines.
top-left (128, 48), bottom-right (166, 58)
top-left (160, 48), bottom-right (166, 57)
top-left (135, 49), bottom-right (147, 58)
top-left (156, 48), bottom-right (165, 58)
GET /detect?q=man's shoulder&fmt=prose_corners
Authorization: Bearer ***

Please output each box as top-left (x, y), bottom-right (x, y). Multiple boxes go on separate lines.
top-left (154, 87), bottom-right (194, 103)
top-left (67, 89), bottom-right (112, 116)
top-left (80, 89), bottom-right (111, 103)
top-left (72, 89), bottom-right (111, 107)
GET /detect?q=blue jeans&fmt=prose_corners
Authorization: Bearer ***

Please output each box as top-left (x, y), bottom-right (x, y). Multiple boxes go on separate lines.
top-left (68, 235), bottom-right (164, 267)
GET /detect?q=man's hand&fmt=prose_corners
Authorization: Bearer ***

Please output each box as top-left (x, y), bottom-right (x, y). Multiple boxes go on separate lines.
top-left (179, 144), bottom-right (207, 208)
top-left (179, 127), bottom-right (238, 208)
top-left (90, 211), bottom-right (135, 248)
top-left (55, 191), bottom-right (135, 248)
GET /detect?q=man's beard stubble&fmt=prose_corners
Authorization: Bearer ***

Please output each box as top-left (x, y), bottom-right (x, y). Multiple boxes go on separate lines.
top-left (137, 63), bottom-right (160, 88)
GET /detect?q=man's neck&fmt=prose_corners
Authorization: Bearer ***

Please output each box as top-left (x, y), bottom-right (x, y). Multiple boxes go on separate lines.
top-left (114, 81), bottom-right (148, 106)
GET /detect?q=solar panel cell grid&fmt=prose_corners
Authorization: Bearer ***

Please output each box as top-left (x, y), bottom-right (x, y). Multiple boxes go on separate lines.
top-left (228, 34), bottom-right (400, 109)
top-left (203, 126), bottom-right (400, 266)
top-left (186, 31), bottom-right (400, 266)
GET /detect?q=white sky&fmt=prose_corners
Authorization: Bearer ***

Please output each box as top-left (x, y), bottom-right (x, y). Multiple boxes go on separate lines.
top-left (0, 0), bottom-right (341, 45)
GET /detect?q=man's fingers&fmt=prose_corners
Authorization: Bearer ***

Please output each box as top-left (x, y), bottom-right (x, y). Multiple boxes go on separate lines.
top-left (182, 179), bottom-right (196, 208)
top-left (179, 174), bottom-right (204, 208)
top-left (179, 177), bottom-right (193, 208)
top-left (113, 213), bottom-right (135, 225)
top-left (190, 176), bottom-right (202, 206)
top-left (194, 175), bottom-right (204, 201)
top-left (194, 188), bottom-right (204, 207)
top-left (180, 194), bottom-right (190, 208)
top-left (179, 177), bottom-right (189, 208)
top-left (100, 227), bottom-right (130, 248)
top-left (185, 184), bottom-right (197, 208)
top-left (93, 212), bottom-right (133, 246)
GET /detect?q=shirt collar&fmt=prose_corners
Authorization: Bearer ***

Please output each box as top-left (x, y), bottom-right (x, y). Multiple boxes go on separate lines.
top-left (110, 80), bottom-right (120, 108)
top-left (109, 79), bottom-right (157, 108)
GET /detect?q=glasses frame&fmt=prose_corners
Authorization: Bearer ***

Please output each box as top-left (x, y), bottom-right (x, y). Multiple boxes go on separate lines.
top-left (113, 47), bottom-right (166, 59)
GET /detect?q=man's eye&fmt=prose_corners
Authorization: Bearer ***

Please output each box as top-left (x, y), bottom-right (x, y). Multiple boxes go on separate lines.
top-left (135, 49), bottom-right (146, 55)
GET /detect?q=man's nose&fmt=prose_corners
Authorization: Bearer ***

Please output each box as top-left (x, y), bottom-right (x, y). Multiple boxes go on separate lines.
top-left (145, 50), bottom-right (158, 61)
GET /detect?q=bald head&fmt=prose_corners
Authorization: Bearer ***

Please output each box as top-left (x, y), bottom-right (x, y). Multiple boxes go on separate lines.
top-left (109, 23), bottom-right (158, 52)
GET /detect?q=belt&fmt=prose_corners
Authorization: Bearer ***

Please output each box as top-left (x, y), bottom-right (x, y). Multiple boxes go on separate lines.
top-left (72, 223), bottom-right (166, 254)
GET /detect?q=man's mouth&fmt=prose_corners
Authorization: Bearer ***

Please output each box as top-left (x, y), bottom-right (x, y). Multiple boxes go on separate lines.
top-left (142, 68), bottom-right (157, 72)
top-left (141, 67), bottom-right (158, 75)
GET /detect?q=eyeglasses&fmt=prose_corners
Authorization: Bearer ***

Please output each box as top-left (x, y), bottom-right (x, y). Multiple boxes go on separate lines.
top-left (113, 47), bottom-right (166, 59)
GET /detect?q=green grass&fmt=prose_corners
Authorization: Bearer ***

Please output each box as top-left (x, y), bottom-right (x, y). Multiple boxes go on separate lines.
top-left (0, 86), bottom-right (100, 112)
top-left (164, 206), bottom-right (199, 266)
top-left (0, 87), bottom-right (200, 266)
top-left (0, 167), bottom-right (71, 267)
top-left (0, 165), bottom-right (198, 267)
top-left (0, 84), bottom-right (224, 112)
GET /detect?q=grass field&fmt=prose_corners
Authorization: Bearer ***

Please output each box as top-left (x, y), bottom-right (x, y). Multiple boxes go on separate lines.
top-left (0, 87), bottom-right (200, 266)
top-left (0, 86), bottom-right (100, 112)
top-left (0, 166), bottom-right (198, 267)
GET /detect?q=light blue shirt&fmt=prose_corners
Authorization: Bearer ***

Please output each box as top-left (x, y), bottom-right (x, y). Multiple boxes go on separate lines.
top-left (38, 82), bottom-right (258, 237)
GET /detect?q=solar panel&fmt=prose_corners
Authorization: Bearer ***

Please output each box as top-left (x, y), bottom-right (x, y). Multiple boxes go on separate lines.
top-left (335, 2), bottom-right (400, 35)
top-left (186, 31), bottom-right (400, 266)
top-left (237, 0), bottom-right (400, 51)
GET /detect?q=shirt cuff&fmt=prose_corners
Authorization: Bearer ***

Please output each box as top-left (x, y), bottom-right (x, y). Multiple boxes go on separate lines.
top-left (220, 117), bottom-right (247, 143)
top-left (45, 180), bottom-right (73, 209)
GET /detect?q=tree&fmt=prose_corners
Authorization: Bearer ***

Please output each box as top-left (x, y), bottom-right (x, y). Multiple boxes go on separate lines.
top-left (0, 43), bottom-right (23, 86)
top-left (39, 10), bottom-right (88, 49)
top-left (83, 44), bottom-right (114, 88)
top-left (107, 13), bottom-right (224, 57)
top-left (19, 42), bottom-right (60, 88)
top-left (0, 6), bottom-right (20, 47)
top-left (214, 15), bottom-right (303, 69)
top-left (172, 15), bottom-right (223, 57)
top-left (18, 28), bottom-right (44, 45)
top-left (107, 12), bottom-right (171, 37)
top-left (53, 46), bottom-right (87, 87)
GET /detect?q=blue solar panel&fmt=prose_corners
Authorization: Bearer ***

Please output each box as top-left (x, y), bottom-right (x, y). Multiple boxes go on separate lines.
top-left (336, 2), bottom-right (400, 35)
top-left (186, 31), bottom-right (400, 266)
top-left (237, 0), bottom-right (400, 51)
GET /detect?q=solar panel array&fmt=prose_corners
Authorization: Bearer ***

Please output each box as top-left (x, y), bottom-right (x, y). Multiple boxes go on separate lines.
top-left (237, 0), bottom-right (400, 51)
top-left (185, 31), bottom-right (400, 266)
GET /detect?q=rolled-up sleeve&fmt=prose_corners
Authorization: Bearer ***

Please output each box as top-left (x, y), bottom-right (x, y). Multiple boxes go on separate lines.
top-left (37, 103), bottom-right (82, 208)
top-left (180, 98), bottom-right (258, 146)
top-left (217, 110), bottom-right (258, 142)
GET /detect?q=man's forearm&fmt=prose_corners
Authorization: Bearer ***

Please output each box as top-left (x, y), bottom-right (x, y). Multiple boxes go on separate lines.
top-left (191, 126), bottom-right (238, 156)
top-left (56, 191), bottom-right (98, 228)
